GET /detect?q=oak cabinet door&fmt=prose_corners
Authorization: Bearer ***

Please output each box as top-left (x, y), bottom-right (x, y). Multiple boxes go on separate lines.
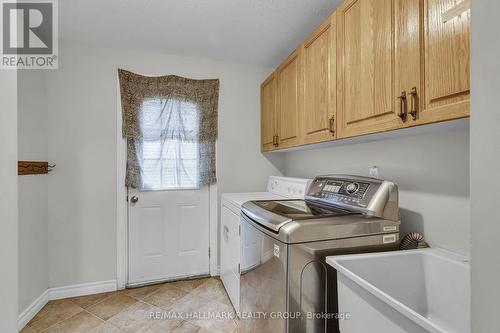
top-left (394, 0), bottom-right (422, 126)
top-left (301, 13), bottom-right (337, 144)
top-left (276, 49), bottom-right (302, 148)
top-left (418, 0), bottom-right (470, 124)
top-left (261, 73), bottom-right (278, 152)
top-left (337, 0), bottom-right (402, 138)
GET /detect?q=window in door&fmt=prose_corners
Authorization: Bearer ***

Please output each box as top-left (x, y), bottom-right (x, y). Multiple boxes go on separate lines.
top-left (140, 98), bottom-right (200, 191)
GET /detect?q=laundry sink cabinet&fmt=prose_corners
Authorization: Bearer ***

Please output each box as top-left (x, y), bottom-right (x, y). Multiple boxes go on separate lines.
top-left (327, 248), bottom-right (470, 333)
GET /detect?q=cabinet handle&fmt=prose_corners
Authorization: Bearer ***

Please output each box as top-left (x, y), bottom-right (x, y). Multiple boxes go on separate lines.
top-left (398, 90), bottom-right (408, 122)
top-left (408, 87), bottom-right (418, 120)
top-left (223, 225), bottom-right (229, 241)
top-left (272, 135), bottom-right (276, 146)
top-left (275, 135), bottom-right (280, 146)
top-left (329, 116), bottom-right (335, 134)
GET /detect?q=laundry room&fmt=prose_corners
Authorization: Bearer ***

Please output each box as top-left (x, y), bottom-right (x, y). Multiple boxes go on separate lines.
top-left (1, 1), bottom-right (498, 333)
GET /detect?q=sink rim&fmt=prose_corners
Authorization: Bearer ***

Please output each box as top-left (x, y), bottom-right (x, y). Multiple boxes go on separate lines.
top-left (327, 248), bottom-right (470, 333)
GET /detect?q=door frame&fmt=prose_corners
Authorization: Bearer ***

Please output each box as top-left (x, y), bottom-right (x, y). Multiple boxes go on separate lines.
top-left (115, 77), bottom-right (219, 290)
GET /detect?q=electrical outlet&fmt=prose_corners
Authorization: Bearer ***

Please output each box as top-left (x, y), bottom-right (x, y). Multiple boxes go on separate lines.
top-left (274, 244), bottom-right (280, 258)
top-left (369, 166), bottom-right (379, 178)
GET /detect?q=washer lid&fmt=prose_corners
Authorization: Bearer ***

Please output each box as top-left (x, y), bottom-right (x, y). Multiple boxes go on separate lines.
top-left (241, 199), bottom-right (353, 233)
top-left (255, 200), bottom-right (351, 219)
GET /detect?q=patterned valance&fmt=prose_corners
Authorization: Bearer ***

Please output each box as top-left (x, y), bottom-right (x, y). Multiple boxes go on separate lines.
top-left (118, 69), bottom-right (219, 189)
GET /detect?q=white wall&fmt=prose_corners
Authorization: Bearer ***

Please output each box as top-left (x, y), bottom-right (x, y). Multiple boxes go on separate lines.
top-left (284, 122), bottom-right (470, 255)
top-left (17, 70), bottom-right (49, 313)
top-left (471, 2), bottom-right (500, 332)
top-left (0, 71), bottom-right (19, 332)
top-left (46, 40), bottom-right (284, 288)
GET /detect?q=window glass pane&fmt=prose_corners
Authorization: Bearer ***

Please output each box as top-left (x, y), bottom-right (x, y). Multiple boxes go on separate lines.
top-left (139, 98), bottom-right (199, 190)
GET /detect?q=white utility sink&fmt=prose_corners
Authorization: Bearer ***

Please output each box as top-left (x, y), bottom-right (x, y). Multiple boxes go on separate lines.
top-left (327, 248), bottom-right (470, 333)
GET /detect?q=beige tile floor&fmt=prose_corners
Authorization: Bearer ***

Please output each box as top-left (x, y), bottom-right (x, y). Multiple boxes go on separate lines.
top-left (21, 277), bottom-right (240, 333)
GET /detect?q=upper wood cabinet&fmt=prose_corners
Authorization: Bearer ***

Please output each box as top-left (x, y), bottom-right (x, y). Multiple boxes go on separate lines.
top-left (260, 0), bottom-right (470, 151)
top-left (337, 0), bottom-right (403, 139)
top-left (394, 0), bottom-right (421, 127)
top-left (395, 0), bottom-right (470, 127)
top-left (301, 13), bottom-right (337, 144)
top-left (261, 72), bottom-right (278, 152)
top-left (276, 49), bottom-right (302, 148)
top-left (423, 0), bottom-right (470, 124)
top-left (261, 51), bottom-right (301, 152)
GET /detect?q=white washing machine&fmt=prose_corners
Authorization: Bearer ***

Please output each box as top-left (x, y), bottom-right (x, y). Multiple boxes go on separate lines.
top-left (220, 176), bottom-right (311, 313)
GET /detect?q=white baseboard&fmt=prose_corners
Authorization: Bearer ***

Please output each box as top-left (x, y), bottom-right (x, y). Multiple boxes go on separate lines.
top-left (18, 280), bottom-right (117, 332)
top-left (18, 290), bottom-right (49, 331)
top-left (48, 280), bottom-right (117, 300)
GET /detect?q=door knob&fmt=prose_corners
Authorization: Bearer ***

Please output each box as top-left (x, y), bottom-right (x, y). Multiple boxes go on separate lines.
top-left (130, 196), bottom-right (139, 203)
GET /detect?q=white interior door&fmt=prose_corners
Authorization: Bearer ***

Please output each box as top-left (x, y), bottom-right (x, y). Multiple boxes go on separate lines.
top-left (128, 187), bottom-right (210, 285)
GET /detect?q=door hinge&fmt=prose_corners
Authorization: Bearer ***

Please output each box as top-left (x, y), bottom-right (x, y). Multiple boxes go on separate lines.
top-left (238, 263), bottom-right (240, 274)
top-left (126, 195), bottom-right (129, 202)
top-left (208, 247), bottom-right (211, 258)
top-left (239, 225), bottom-right (241, 236)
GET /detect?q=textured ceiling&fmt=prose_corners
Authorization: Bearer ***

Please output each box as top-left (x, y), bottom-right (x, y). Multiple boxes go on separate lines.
top-left (59, 0), bottom-right (342, 67)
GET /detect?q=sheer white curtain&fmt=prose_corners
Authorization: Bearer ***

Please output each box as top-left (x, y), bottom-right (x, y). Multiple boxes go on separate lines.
top-left (140, 98), bottom-right (200, 190)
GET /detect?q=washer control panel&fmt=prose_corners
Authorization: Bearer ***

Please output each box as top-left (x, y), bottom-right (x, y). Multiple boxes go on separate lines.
top-left (306, 176), bottom-right (378, 208)
top-left (321, 180), bottom-right (369, 198)
top-left (305, 175), bottom-right (399, 221)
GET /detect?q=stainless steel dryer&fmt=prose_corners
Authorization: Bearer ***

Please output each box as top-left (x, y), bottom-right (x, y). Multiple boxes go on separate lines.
top-left (239, 175), bottom-right (401, 333)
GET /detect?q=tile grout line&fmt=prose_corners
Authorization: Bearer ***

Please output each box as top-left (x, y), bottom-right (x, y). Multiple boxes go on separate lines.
top-left (143, 283), bottom-right (214, 312)
top-left (139, 283), bottom-right (196, 310)
top-left (81, 308), bottom-right (106, 323)
top-left (35, 293), bottom-right (135, 332)
top-left (29, 277), bottom-right (227, 333)
top-left (167, 281), bottom-right (238, 333)
top-left (135, 299), bottom-right (186, 331)
top-left (88, 297), bottom-right (141, 322)
top-left (136, 280), bottom-right (234, 331)
top-left (80, 290), bottom-right (146, 324)
top-left (126, 285), bottom-right (175, 302)
top-left (81, 308), bottom-right (125, 332)
top-left (77, 291), bottom-right (116, 310)
top-left (32, 282), bottom-right (183, 332)
top-left (36, 305), bottom-right (87, 333)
